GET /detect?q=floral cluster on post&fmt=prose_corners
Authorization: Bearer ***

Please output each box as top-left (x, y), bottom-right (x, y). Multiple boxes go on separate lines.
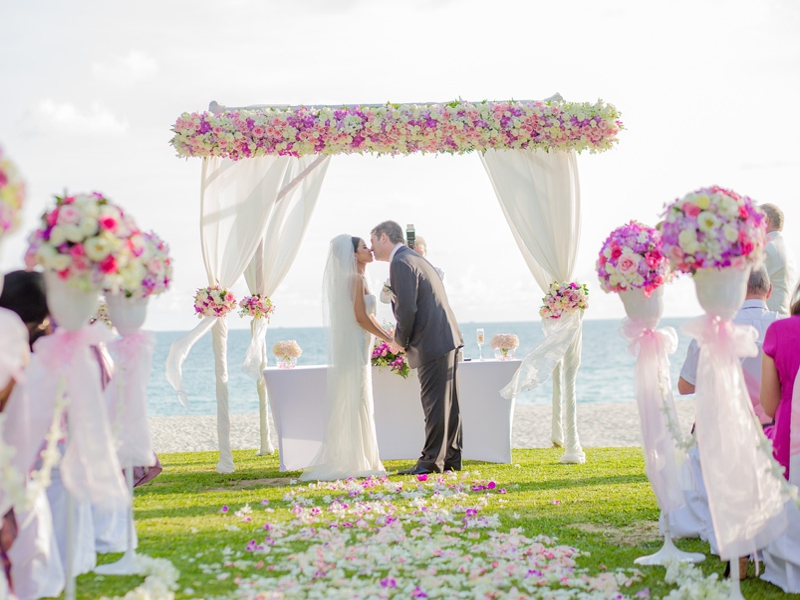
top-left (539, 282), bottom-right (589, 319)
top-left (108, 231), bottom-right (173, 298)
top-left (371, 339), bottom-right (410, 378)
top-left (597, 221), bottom-right (669, 297)
top-left (661, 186), bottom-right (767, 274)
top-left (238, 294), bottom-right (275, 321)
top-left (194, 285), bottom-right (237, 318)
top-left (272, 340), bottom-right (302, 361)
top-left (25, 192), bottom-right (139, 291)
top-left (0, 144), bottom-right (26, 237)
top-left (170, 99), bottom-right (623, 160)
top-left (490, 334), bottom-right (519, 357)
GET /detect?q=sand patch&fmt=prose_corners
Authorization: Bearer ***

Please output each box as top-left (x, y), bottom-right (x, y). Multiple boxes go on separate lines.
top-left (568, 521), bottom-right (661, 546)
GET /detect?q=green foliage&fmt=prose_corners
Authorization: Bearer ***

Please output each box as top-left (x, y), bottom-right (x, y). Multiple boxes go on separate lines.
top-left (73, 448), bottom-right (796, 599)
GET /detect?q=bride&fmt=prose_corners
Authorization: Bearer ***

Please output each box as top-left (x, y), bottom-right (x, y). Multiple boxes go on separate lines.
top-left (300, 234), bottom-right (394, 481)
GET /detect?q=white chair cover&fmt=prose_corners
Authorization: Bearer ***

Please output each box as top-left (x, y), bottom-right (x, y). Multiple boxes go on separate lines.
top-left (480, 148), bottom-right (584, 459)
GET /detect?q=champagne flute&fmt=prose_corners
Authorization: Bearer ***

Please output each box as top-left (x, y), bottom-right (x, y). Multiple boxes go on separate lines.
top-left (476, 328), bottom-right (485, 361)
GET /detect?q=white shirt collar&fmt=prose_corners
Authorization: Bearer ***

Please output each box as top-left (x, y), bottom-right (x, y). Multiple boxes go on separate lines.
top-left (740, 298), bottom-right (768, 310)
top-left (389, 243), bottom-right (404, 261)
top-left (767, 230), bottom-right (781, 241)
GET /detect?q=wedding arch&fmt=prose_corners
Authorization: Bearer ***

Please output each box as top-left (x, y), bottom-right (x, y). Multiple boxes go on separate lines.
top-left (166, 95), bottom-right (623, 473)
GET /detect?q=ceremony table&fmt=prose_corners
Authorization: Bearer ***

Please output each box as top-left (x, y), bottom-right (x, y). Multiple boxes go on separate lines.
top-left (264, 359), bottom-right (520, 472)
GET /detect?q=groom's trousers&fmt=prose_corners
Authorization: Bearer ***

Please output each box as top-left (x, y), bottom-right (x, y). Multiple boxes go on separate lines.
top-left (416, 349), bottom-right (462, 472)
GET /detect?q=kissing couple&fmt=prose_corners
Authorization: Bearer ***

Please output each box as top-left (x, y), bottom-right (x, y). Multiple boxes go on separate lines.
top-left (300, 220), bottom-right (464, 481)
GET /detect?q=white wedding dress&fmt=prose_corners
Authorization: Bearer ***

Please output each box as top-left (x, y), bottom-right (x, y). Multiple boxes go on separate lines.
top-left (301, 235), bottom-right (385, 481)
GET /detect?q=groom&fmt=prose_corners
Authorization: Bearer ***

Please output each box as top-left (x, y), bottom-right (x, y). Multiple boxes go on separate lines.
top-left (370, 220), bottom-right (463, 474)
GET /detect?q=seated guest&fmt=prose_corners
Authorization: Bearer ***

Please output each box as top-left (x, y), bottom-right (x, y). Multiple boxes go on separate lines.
top-left (760, 283), bottom-right (800, 592)
top-left (761, 203), bottom-right (798, 317)
top-left (0, 271), bottom-right (65, 599)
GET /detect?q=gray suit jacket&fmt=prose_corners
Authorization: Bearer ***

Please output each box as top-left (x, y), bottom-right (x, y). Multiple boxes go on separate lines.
top-left (390, 246), bottom-right (462, 369)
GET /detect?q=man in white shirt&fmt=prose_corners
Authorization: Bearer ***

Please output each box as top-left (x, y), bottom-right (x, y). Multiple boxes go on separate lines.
top-left (761, 203), bottom-right (797, 317)
top-left (677, 264), bottom-right (780, 423)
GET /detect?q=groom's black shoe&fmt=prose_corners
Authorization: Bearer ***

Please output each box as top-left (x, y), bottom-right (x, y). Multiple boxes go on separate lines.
top-left (397, 465), bottom-right (434, 476)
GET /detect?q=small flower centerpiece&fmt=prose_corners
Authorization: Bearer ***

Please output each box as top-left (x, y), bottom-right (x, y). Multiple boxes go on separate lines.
top-left (273, 340), bottom-right (302, 369)
top-left (539, 282), bottom-right (589, 320)
top-left (490, 334), bottom-right (519, 361)
top-left (0, 144), bottom-right (26, 240)
top-left (239, 294), bottom-right (275, 321)
top-left (194, 285), bottom-right (237, 318)
top-left (597, 221), bottom-right (669, 297)
top-left (371, 338), bottom-right (411, 378)
top-left (660, 186), bottom-right (766, 275)
top-left (25, 192), bottom-right (138, 291)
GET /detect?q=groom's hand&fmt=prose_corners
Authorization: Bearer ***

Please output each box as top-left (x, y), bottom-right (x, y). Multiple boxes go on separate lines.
top-left (389, 341), bottom-right (405, 354)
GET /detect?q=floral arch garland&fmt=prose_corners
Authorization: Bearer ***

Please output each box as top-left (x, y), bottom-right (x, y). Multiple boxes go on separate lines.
top-left (170, 98), bottom-right (622, 160)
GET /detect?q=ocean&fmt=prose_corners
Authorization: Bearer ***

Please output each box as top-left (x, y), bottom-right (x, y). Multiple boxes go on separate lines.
top-left (146, 319), bottom-right (694, 417)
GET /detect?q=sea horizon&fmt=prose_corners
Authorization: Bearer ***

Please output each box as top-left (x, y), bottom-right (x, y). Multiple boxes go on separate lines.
top-left (146, 317), bottom-right (695, 418)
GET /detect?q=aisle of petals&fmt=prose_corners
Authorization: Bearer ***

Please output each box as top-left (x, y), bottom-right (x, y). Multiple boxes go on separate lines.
top-left (208, 472), bottom-right (652, 599)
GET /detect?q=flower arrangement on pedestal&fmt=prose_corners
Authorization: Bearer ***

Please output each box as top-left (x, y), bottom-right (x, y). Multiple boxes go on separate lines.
top-left (490, 334), bottom-right (519, 360)
top-left (25, 192), bottom-right (138, 291)
top-left (106, 231), bottom-right (173, 299)
top-left (660, 186), bottom-right (766, 274)
top-left (371, 340), bottom-right (411, 378)
top-left (194, 285), bottom-right (237, 318)
top-left (597, 221), bottom-right (669, 296)
top-left (273, 340), bottom-right (302, 369)
top-left (239, 294), bottom-right (275, 321)
top-left (539, 282), bottom-right (589, 320)
top-left (0, 144), bottom-right (26, 238)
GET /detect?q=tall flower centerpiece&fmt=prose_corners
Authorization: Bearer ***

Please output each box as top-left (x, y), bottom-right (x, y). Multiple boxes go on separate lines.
top-left (26, 192), bottom-right (138, 329)
top-left (597, 221), bottom-right (700, 566)
top-left (273, 340), bottom-right (302, 369)
top-left (490, 334), bottom-right (519, 361)
top-left (662, 186), bottom-right (786, 592)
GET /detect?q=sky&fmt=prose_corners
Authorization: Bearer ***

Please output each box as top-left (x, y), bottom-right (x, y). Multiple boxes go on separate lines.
top-left (1, 0), bottom-right (799, 331)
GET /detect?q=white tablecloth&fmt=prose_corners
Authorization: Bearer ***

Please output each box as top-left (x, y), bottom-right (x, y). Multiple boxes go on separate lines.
top-left (264, 359), bottom-right (519, 472)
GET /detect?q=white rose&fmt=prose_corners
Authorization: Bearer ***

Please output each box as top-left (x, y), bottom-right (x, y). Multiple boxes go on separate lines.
top-left (722, 225), bottom-right (739, 243)
top-left (51, 254), bottom-right (71, 272)
top-left (80, 217), bottom-right (99, 237)
top-left (678, 228), bottom-right (697, 250)
top-left (697, 211), bottom-right (720, 234)
top-left (63, 224), bottom-right (84, 243)
top-left (85, 233), bottom-right (113, 261)
top-left (48, 226), bottom-right (66, 246)
top-left (36, 245), bottom-right (58, 268)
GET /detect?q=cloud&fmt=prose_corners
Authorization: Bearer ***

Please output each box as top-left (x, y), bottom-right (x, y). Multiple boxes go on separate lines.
top-left (91, 49), bottom-right (158, 86)
top-left (35, 99), bottom-right (129, 135)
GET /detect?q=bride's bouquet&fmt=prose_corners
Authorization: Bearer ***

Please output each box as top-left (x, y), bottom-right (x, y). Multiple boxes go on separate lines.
top-left (371, 326), bottom-right (410, 378)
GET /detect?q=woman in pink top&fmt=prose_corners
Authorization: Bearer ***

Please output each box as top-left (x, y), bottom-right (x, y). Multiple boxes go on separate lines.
top-left (762, 283), bottom-right (800, 594)
top-left (761, 283), bottom-right (800, 481)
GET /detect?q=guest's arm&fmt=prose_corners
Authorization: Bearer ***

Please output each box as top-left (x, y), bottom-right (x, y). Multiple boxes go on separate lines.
top-left (760, 353), bottom-right (781, 419)
top-left (677, 377), bottom-right (695, 395)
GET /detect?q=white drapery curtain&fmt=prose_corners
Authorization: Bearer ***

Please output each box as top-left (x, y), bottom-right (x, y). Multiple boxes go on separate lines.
top-left (166, 155), bottom-right (330, 473)
top-left (242, 155), bottom-right (331, 455)
top-left (480, 149), bottom-right (585, 463)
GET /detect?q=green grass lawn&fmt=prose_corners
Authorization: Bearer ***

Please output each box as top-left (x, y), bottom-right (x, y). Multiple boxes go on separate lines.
top-left (69, 448), bottom-right (798, 599)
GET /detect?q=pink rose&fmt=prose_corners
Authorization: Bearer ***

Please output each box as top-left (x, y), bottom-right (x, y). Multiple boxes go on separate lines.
top-left (59, 205), bottom-right (82, 225)
top-left (72, 256), bottom-right (88, 271)
top-left (99, 255), bottom-right (118, 274)
top-left (98, 215), bottom-right (117, 231)
top-left (225, 292), bottom-right (235, 302)
top-left (682, 202), bottom-right (701, 218)
top-left (69, 244), bottom-right (85, 257)
top-left (618, 255), bottom-right (638, 275)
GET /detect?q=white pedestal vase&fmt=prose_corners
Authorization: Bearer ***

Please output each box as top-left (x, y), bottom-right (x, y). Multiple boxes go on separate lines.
top-left (42, 271), bottom-right (128, 600)
top-left (619, 286), bottom-right (705, 566)
top-left (95, 294), bottom-right (156, 576)
top-left (686, 265), bottom-right (789, 599)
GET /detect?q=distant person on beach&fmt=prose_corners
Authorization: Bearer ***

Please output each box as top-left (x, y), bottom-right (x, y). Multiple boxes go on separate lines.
top-left (300, 235), bottom-right (394, 481)
top-left (677, 265), bottom-right (779, 424)
top-left (761, 203), bottom-right (797, 317)
top-left (371, 220), bottom-right (463, 475)
top-left (760, 282), bottom-right (800, 592)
